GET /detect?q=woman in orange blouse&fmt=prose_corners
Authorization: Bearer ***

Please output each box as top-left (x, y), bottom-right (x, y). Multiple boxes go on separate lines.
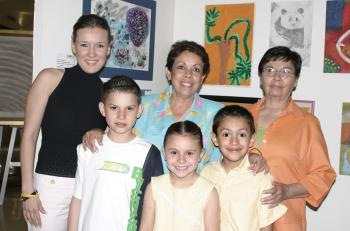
top-left (250, 46), bottom-right (336, 231)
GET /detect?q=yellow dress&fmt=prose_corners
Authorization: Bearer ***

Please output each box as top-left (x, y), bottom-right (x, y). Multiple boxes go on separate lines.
top-left (152, 174), bottom-right (214, 231)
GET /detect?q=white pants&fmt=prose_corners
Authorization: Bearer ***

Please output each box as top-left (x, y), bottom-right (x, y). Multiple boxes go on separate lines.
top-left (28, 173), bottom-right (75, 231)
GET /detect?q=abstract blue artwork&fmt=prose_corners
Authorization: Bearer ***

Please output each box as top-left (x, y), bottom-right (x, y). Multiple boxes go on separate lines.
top-left (83, 0), bottom-right (156, 81)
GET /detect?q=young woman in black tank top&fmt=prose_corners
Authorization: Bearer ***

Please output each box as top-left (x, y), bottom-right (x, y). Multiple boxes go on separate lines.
top-left (20, 14), bottom-right (112, 231)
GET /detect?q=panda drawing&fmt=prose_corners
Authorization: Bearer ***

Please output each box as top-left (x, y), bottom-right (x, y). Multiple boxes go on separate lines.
top-left (270, 4), bottom-right (305, 49)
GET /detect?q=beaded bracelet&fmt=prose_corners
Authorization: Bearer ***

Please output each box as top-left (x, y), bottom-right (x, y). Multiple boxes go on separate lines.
top-left (20, 190), bottom-right (39, 202)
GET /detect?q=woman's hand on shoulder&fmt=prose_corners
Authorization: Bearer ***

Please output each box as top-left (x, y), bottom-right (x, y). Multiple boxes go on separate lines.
top-left (248, 151), bottom-right (269, 175)
top-left (82, 128), bottom-right (104, 152)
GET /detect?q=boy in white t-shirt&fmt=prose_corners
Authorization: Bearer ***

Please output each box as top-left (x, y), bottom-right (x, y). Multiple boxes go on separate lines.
top-left (68, 75), bottom-right (163, 231)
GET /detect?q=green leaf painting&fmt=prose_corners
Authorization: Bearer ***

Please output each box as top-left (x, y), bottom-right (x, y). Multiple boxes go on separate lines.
top-left (204, 3), bottom-right (254, 86)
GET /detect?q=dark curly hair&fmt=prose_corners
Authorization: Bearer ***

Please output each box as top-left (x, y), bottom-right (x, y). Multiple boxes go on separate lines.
top-left (165, 40), bottom-right (210, 76)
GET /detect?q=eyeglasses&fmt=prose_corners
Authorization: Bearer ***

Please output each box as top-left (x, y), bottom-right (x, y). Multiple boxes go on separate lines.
top-left (262, 67), bottom-right (295, 80)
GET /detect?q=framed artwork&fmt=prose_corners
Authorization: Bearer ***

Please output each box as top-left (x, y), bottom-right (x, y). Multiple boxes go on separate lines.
top-left (201, 95), bottom-right (315, 114)
top-left (293, 99), bottom-right (314, 114)
top-left (204, 3), bottom-right (254, 86)
top-left (83, 0), bottom-right (156, 80)
top-left (324, 0), bottom-right (350, 73)
top-left (340, 102), bottom-right (350, 175)
top-left (269, 0), bottom-right (313, 66)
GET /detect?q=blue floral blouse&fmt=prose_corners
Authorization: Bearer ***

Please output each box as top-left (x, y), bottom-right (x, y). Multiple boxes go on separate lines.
top-left (133, 86), bottom-right (223, 172)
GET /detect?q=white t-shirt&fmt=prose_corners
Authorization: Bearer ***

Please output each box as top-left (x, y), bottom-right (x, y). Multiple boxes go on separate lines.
top-left (74, 134), bottom-right (163, 231)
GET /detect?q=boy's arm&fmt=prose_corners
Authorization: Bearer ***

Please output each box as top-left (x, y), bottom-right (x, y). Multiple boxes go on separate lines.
top-left (139, 184), bottom-right (155, 231)
top-left (137, 145), bottom-right (164, 228)
top-left (204, 188), bottom-right (220, 231)
top-left (68, 145), bottom-right (85, 231)
top-left (68, 197), bottom-right (81, 231)
top-left (260, 224), bottom-right (272, 231)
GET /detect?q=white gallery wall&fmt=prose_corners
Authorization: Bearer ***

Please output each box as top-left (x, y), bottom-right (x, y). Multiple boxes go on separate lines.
top-left (33, 0), bottom-right (349, 230)
top-left (173, 0), bottom-right (349, 230)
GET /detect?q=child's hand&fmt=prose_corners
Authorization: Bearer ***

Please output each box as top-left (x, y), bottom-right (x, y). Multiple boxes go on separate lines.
top-left (82, 128), bottom-right (104, 152)
top-left (248, 153), bottom-right (269, 175)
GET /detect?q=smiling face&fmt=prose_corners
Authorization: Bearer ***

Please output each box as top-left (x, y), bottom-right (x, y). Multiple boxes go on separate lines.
top-left (72, 27), bottom-right (111, 74)
top-left (166, 51), bottom-right (206, 99)
top-left (212, 116), bottom-right (255, 171)
top-left (164, 134), bottom-right (203, 185)
top-left (99, 91), bottom-right (143, 143)
top-left (260, 59), bottom-right (298, 101)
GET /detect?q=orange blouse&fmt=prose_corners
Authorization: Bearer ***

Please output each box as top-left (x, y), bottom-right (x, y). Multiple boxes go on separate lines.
top-left (250, 99), bottom-right (336, 231)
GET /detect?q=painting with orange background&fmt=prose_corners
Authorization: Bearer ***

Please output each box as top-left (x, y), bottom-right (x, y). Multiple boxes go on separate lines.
top-left (204, 3), bottom-right (254, 86)
top-left (340, 103), bottom-right (350, 175)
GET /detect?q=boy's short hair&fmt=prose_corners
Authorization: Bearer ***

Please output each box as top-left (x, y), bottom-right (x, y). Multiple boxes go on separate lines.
top-left (102, 75), bottom-right (141, 104)
top-left (212, 105), bottom-right (255, 135)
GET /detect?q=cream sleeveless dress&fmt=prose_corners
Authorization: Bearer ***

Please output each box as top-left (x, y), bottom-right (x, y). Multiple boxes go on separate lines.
top-left (151, 174), bottom-right (214, 231)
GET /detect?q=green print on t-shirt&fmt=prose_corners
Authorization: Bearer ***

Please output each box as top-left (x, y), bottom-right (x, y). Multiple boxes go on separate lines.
top-left (127, 166), bottom-right (143, 231)
top-left (99, 161), bottom-right (130, 173)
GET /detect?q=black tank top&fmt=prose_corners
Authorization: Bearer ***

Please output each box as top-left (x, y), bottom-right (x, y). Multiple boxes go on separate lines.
top-left (35, 65), bottom-right (106, 177)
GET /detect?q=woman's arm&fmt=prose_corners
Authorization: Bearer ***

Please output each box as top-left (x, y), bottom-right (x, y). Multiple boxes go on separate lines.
top-left (20, 68), bottom-right (63, 226)
top-left (262, 182), bottom-right (310, 208)
top-left (68, 197), bottom-right (81, 231)
top-left (261, 117), bottom-right (336, 208)
top-left (204, 188), bottom-right (220, 231)
top-left (139, 184), bottom-right (155, 231)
